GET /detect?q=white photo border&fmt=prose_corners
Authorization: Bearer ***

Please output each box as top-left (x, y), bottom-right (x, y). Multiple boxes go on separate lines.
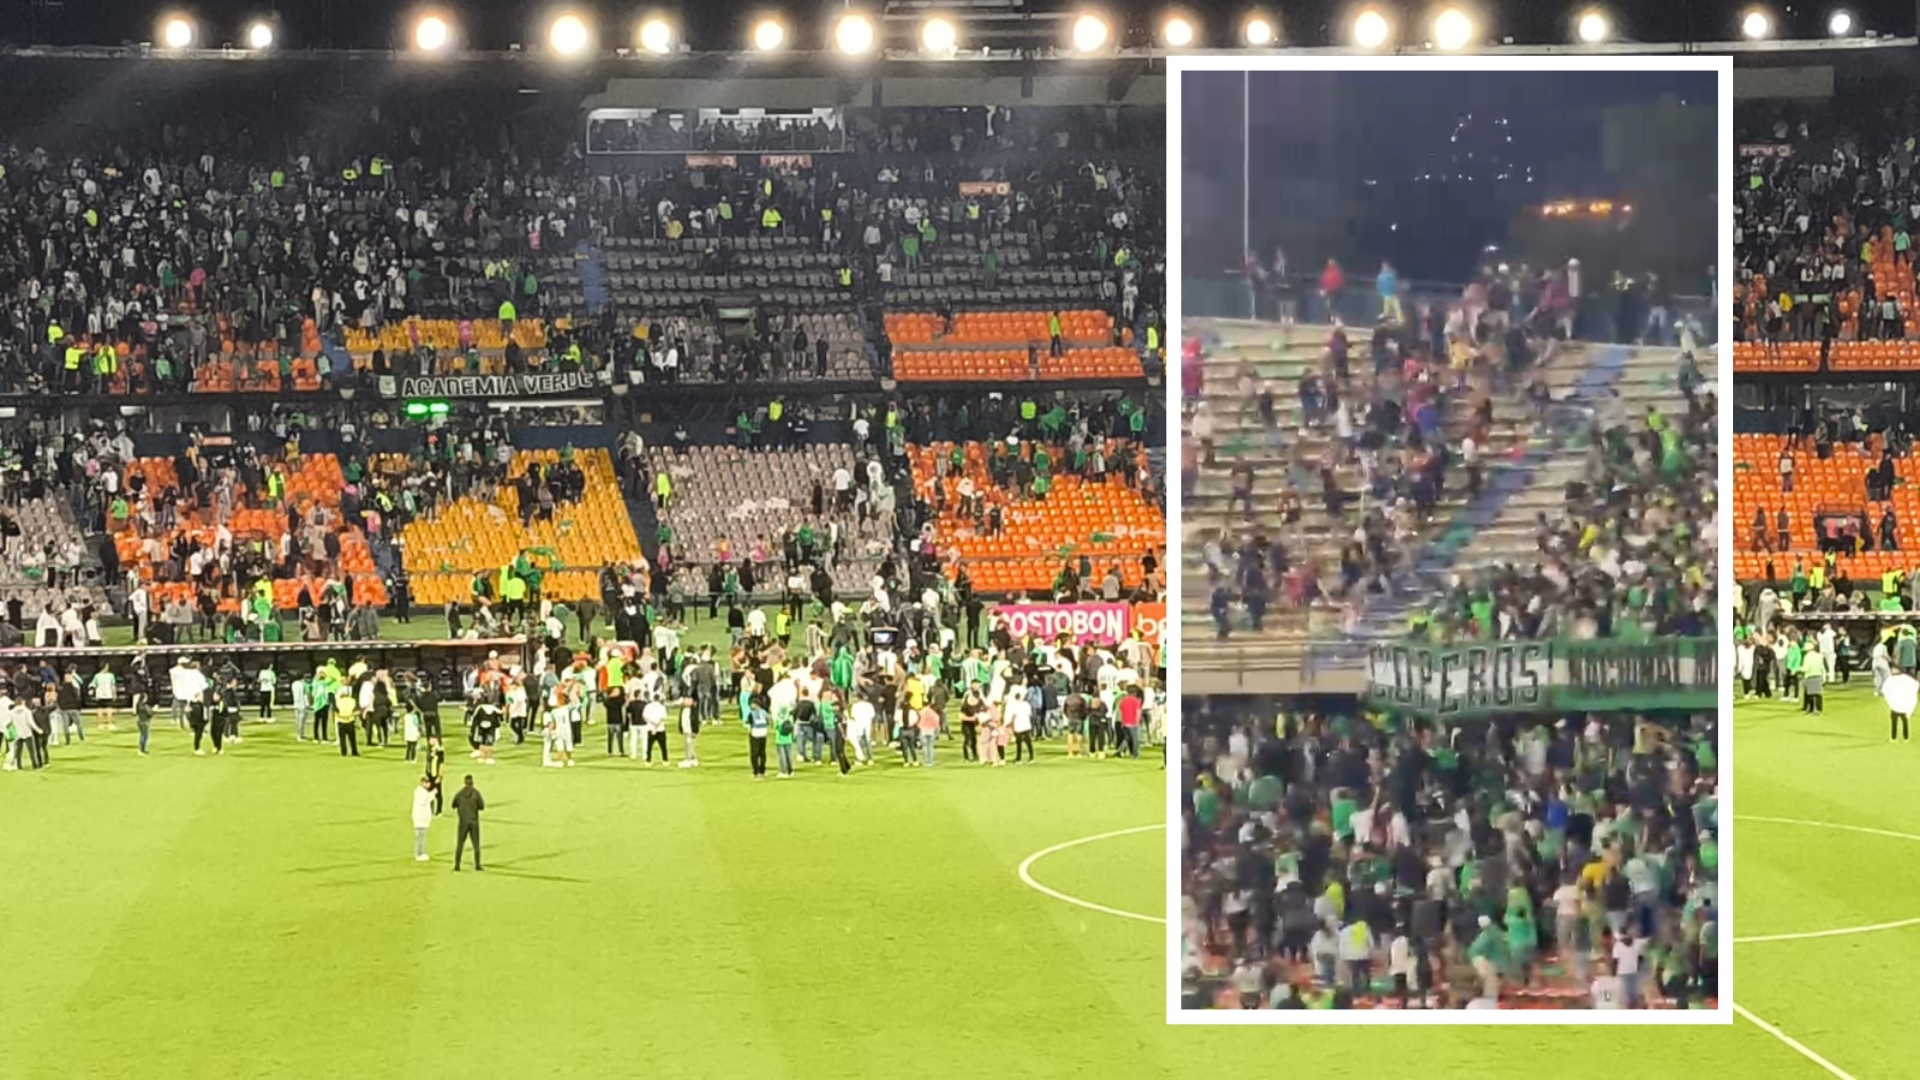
top-left (1162, 50), bottom-right (1736, 1028)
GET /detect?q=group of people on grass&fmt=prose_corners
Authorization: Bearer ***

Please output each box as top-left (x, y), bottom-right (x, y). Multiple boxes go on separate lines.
top-left (3, 599), bottom-right (1166, 783)
top-left (1180, 700), bottom-right (1718, 1011)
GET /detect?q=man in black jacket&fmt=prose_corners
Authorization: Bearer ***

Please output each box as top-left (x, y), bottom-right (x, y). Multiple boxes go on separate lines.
top-left (451, 775), bottom-right (486, 871)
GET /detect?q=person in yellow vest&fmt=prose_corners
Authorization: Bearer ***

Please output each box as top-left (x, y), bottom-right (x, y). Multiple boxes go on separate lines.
top-left (1145, 324), bottom-right (1160, 358)
top-left (343, 160), bottom-right (361, 183)
top-left (92, 343), bottom-right (117, 393)
top-left (1048, 312), bottom-right (1064, 358)
top-left (498, 298), bottom-right (517, 327)
top-left (62, 342), bottom-right (84, 393)
top-left (654, 470), bottom-right (672, 510)
top-left (761, 206), bottom-right (782, 231)
top-left (369, 156), bottom-right (385, 181)
top-left (836, 266), bottom-right (852, 290)
top-left (501, 574), bottom-right (528, 625)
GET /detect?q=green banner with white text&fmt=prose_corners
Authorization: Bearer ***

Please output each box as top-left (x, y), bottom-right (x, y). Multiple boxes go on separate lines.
top-left (1363, 638), bottom-right (1718, 718)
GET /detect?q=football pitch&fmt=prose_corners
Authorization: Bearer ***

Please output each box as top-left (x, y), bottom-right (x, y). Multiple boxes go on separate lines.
top-left (0, 625), bottom-right (1877, 1078)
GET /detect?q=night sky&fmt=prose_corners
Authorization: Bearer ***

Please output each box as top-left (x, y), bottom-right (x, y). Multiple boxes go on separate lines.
top-left (1183, 68), bottom-right (1720, 282)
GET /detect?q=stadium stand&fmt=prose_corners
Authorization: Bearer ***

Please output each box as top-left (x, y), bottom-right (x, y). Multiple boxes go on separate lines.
top-left (1182, 311), bottom-right (1718, 685)
top-left (397, 448), bottom-right (640, 608)
top-left (0, 64), bottom-right (1164, 649)
top-left (1731, 91), bottom-right (1920, 601)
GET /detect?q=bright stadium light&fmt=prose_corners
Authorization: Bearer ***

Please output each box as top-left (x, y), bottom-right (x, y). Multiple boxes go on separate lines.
top-left (752, 17), bottom-right (787, 51)
top-left (1069, 12), bottom-right (1112, 52)
top-left (834, 12), bottom-right (877, 55)
top-left (159, 15), bottom-right (195, 49)
top-left (637, 16), bottom-right (675, 54)
top-left (1828, 9), bottom-right (1854, 35)
top-left (413, 13), bottom-right (453, 52)
top-left (1432, 7), bottom-right (1475, 50)
top-left (246, 21), bottom-right (275, 50)
top-left (1160, 13), bottom-right (1196, 46)
top-left (1575, 8), bottom-right (1610, 42)
top-left (1740, 7), bottom-right (1772, 39)
top-left (1351, 7), bottom-right (1391, 48)
top-left (1242, 13), bottom-right (1277, 45)
top-left (920, 16), bottom-right (958, 52)
top-left (547, 12), bottom-right (592, 55)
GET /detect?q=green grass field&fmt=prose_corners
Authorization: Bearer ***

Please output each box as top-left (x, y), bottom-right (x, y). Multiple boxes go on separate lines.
top-left (1727, 681), bottom-right (1919, 1078)
top-left (0, 616), bottom-right (1876, 1077)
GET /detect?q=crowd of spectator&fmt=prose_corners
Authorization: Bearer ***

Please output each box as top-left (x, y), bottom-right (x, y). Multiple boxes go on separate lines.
top-left (1735, 99), bottom-right (1920, 348)
top-left (1409, 371), bottom-right (1717, 643)
top-left (1180, 699), bottom-right (1719, 1010)
top-left (0, 99), bottom-right (1163, 395)
top-left (1187, 265), bottom-right (1587, 639)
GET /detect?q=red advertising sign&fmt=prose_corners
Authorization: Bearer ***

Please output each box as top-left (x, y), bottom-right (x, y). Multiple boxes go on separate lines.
top-left (991, 602), bottom-right (1131, 645)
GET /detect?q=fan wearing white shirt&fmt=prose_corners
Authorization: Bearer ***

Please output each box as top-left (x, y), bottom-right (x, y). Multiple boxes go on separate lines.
top-left (411, 776), bottom-right (436, 861)
top-left (1883, 669), bottom-right (1918, 742)
top-left (1611, 932), bottom-right (1645, 1007)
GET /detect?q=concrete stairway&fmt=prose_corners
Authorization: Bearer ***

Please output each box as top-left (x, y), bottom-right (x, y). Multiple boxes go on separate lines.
top-left (1180, 319), bottom-right (1717, 694)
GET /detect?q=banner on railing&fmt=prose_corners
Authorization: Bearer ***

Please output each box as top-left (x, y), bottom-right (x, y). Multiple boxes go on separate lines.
top-left (1364, 638), bottom-right (1717, 717)
top-left (393, 373), bottom-right (600, 399)
top-left (958, 181), bottom-right (1012, 197)
top-left (760, 154), bottom-right (814, 170)
top-left (992, 602), bottom-right (1131, 645)
top-left (684, 155), bottom-right (738, 168)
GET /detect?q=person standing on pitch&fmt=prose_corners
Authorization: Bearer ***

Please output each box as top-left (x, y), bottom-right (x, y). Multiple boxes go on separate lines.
top-left (1882, 668), bottom-right (1918, 742)
top-left (411, 776), bottom-right (435, 861)
top-left (334, 678), bottom-right (360, 756)
top-left (1799, 643), bottom-right (1827, 715)
top-left (746, 693), bottom-right (771, 778)
top-left (424, 736), bottom-right (447, 815)
top-left (451, 775), bottom-right (485, 871)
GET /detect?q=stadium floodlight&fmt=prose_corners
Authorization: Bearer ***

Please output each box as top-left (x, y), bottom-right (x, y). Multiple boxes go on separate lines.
top-left (1828, 9), bottom-right (1854, 35)
top-left (547, 12), bottom-right (592, 56)
top-left (1432, 7), bottom-right (1475, 50)
top-left (834, 12), bottom-right (877, 55)
top-left (159, 15), bottom-right (195, 49)
top-left (1740, 7), bottom-right (1772, 39)
top-left (246, 21), bottom-right (275, 49)
top-left (1351, 7), bottom-right (1391, 48)
top-left (637, 15), bottom-right (675, 54)
top-left (1160, 13), bottom-right (1196, 47)
top-left (752, 17), bottom-right (787, 51)
top-left (413, 13), bottom-right (453, 52)
top-left (1242, 13), bottom-right (1277, 46)
top-left (920, 16), bottom-right (958, 53)
top-left (1574, 8), bottom-right (1609, 42)
top-left (1069, 12), bottom-right (1112, 52)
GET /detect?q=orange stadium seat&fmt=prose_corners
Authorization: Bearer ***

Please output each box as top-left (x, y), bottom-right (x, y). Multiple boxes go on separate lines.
top-left (399, 448), bottom-right (639, 607)
top-left (1732, 432), bottom-right (1918, 583)
top-left (886, 310), bottom-right (1135, 383)
top-left (906, 441), bottom-right (1162, 594)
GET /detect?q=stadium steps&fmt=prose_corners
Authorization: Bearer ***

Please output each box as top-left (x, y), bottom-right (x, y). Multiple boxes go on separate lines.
top-left (1347, 342), bottom-right (1718, 642)
top-left (624, 484), bottom-right (662, 564)
top-left (578, 245), bottom-right (611, 315)
top-left (1182, 325), bottom-right (1677, 687)
top-left (1343, 344), bottom-right (1636, 642)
